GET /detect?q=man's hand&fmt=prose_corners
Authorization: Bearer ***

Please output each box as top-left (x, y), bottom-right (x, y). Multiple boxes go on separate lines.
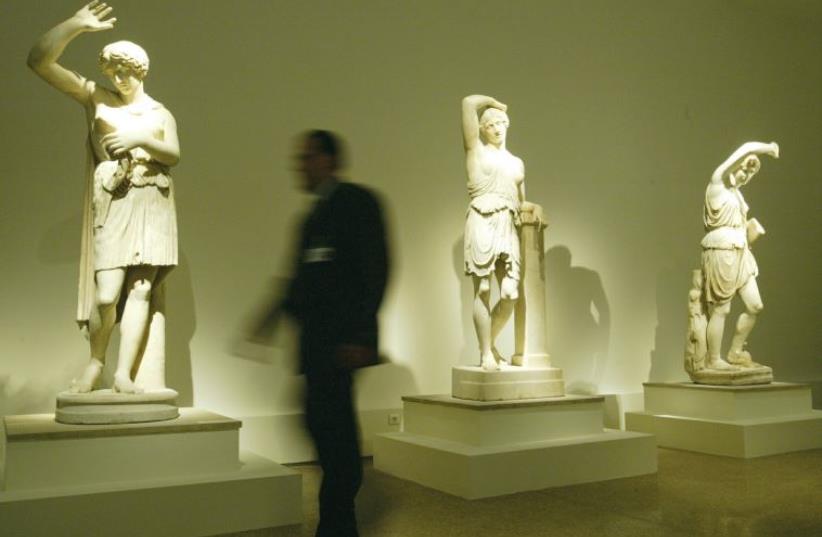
top-left (336, 344), bottom-right (378, 370)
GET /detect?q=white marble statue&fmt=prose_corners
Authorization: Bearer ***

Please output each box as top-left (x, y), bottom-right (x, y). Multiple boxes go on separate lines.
top-left (461, 95), bottom-right (542, 371)
top-left (28, 2), bottom-right (179, 395)
top-left (684, 141), bottom-right (779, 385)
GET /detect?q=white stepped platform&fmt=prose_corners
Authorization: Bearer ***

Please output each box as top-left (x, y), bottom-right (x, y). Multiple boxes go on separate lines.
top-left (0, 408), bottom-right (301, 536)
top-left (625, 382), bottom-right (822, 458)
top-left (374, 394), bottom-right (656, 499)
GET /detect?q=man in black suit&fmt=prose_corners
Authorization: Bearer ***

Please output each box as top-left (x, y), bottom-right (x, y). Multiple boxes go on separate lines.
top-left (259, 130), bottom-right (389, 537)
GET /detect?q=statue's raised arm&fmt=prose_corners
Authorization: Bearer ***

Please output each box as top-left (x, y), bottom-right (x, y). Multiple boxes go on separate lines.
top-left (27, 1), bottom-right (117, 104)
top-left (462, 95), bottom-right (507, 152)
top-left (710, 141), bottom-right (779, 186)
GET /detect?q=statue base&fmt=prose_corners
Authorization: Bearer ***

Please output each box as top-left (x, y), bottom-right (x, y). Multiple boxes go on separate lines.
top-left (626, 382), bottom-right (822, 458)
top-left (452, 365), bottom-right (564, 401)
top-left (375, 394), bottom-right (656, 498)
top-left (688, 365), bottom-right (773, 386)
top-left (55, 388), bottom-right (179, 424)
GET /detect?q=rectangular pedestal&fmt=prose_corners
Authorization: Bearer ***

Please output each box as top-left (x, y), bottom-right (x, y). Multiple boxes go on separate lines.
top-left (0, 408), bottom-right (302, 536)
top-left (626, 382), bottom-right (822, 458)
top-left (3, 408), bottom-right (241, 491)
top-left (0, 451), bottom-right (301, 537)
top-left (374, 394), bottom-right (656, 498)
top-left (375, 429), bottom-right (656, 499)
top-left (403, 394), bottom-right (605, 446)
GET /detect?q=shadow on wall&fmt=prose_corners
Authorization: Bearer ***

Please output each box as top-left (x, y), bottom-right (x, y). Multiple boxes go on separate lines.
top-left (165, 251), bottom-right (195, 406)
top-left (545, 246), bottom-right (610, 395)
top-left (648, 266), bottom-right (690, 383)
top-left (37, 211), bottom-right (82, 264)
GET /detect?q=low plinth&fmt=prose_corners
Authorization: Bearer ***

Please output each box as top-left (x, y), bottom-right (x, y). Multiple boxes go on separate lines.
top-left (452, 365), bottom-right (564, 401)
top-left (625, 382), bottom-right (822, 458)
top-left (56, 388), bottom-right (179, 424)
top-left (689, 365), bottom-right (773, 385)
top-left (1, 408), bottom-right (302, 536)
top-left (374, 394), bottom-right (656, 499)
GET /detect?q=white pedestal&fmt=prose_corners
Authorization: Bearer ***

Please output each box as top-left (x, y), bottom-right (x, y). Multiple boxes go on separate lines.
top-left (452, 365), bottom-right (564, 401)
top-left (374, 394), bottom-right (656, 499)
top-left (625, 382), bottom-right (822, 458)
top-left (0, 408), bottom-right (302, 536)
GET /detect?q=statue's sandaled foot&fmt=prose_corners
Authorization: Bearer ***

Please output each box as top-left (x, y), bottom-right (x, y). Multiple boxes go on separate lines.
top-left (727, 350), bottom-right (761, 368)
top-left (481, 352), bottom-right (500, 371)
top-left (68, 359), bottom-right (103, 393)
top-left (705, 357), bottom-right (737, 371)
top-left (112, 372), bottom-right (144, 394)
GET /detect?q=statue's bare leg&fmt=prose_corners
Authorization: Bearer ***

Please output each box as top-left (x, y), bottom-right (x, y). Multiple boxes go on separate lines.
top-left (727, 277), bottom-right (763, 366)
top-left (472, 275), bottom-right (497, 370)
top-left (489, 270), bottom-right (518, 365)
top-left (70, 268), bottom-right (126, 393)
top-left (113, 265), bottom-right (158, 394)
top-left (134, 281), bottom-right (167, 391)
top-left (705, 301), bottom-right (735, 370)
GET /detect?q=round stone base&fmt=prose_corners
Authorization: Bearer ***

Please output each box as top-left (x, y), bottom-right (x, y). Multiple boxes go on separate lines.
top-left (689, 365), bottom-right (773, 386)
top-left (452, 365), bottom-right (565, 401)
top-left (55, 388), bottom-right (179, 425)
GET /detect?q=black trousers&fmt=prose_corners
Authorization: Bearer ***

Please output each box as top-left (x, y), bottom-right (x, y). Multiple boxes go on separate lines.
top-left (305, 368), bottom-right (362, 537)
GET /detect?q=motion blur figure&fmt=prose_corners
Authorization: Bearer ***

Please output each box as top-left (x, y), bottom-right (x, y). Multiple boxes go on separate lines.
top-left (252, 130), bottom-right (389, 537)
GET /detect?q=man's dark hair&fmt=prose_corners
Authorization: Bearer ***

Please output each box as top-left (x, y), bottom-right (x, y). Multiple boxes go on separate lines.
top-left (306, 129), bottom-right (345, 169)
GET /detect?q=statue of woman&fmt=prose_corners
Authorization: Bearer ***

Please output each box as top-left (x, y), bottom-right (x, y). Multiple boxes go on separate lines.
top-left (28, 1), bottom-right (180, 394)
top-left (701, 141), bottom-right (778, 370)
top-left (461, 95), bottom-right (541, 371)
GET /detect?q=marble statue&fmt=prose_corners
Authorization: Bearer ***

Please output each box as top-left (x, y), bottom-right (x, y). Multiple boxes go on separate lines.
top-left (684, 141), bottom-right (779, 385)
top-left (28, 2), bottom-right (179, 397)
top-left (461, 95), bottom-right (542, 371)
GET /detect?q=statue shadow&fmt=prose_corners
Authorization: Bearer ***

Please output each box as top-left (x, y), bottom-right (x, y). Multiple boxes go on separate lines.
top-left (37, 212), bottom-right (82, 264)
top-left (648, 266), bottom-right (690, 383)
top-left (545, 246), bottom-right (610, 395)
top-left (165, 251), bottom-right (195, 406)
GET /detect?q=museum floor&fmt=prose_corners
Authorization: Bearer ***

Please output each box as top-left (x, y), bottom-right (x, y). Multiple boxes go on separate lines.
top-left (225, 447), bottom-right (822, 537)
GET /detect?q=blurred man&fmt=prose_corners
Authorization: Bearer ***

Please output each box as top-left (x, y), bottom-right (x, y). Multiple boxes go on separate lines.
top-left (255, 130), bottom-right (389, 537)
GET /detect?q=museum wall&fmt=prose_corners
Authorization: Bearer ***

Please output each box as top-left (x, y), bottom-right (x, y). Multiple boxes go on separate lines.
top-left (2, 0), bottom-right (820, 435)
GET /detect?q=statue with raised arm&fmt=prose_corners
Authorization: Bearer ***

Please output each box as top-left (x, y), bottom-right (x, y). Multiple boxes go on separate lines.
top-left (28, 2), bottom-right (180, 401)
top-left (461, 95), bottom-right (542, 371)
top-left (684, 141), bottom-right (779, 385)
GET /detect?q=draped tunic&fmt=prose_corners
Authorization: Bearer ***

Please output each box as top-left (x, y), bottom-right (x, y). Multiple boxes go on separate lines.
top-left (464, 149), bottom-right (523, 279)
top-left (76, 78), bottom-right (178, 322)
top-left (700, 184), bottom-right (757, 305)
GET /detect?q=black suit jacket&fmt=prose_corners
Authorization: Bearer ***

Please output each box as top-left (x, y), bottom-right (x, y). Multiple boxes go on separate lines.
top-left (282, 181), bottom-right (389, 375)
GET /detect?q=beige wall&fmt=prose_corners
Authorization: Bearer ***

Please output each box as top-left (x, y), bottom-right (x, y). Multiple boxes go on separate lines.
top-left (2, 0), bottom-right (820, 420)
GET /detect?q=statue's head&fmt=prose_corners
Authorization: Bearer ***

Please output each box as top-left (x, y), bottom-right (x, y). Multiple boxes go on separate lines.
top-left (730, 154), bottom-right (760, 187)
top-left (99, 41), bottom-right (149, 96)
top-left (479, 107), bottom-right (509, 147)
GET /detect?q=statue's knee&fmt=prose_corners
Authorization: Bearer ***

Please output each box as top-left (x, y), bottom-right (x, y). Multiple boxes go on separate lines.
top-left (500, 278), bottom-right (518, 300)
top-left (710, 302), bottom-right (731, 318)
top-left (96, 288), bottom-right (120, 309)
top-left (477, 279), bottom-right (491, 297)
top-left (501, 289), bottom-right (518, 301)
top-left (748, 301), bottom-right (764, 315)
top-left (129, 279), bottom-right (153, 301)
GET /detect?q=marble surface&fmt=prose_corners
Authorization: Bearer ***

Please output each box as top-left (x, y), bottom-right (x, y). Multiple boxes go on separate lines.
top-left (452, 365), bottom-right (564, 401)
top-left (402, 393), bottom-right (603, 410)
